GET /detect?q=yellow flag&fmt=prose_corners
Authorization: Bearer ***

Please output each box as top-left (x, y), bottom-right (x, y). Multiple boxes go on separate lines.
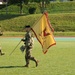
top-left (31, 12), bottom-right (56, 54)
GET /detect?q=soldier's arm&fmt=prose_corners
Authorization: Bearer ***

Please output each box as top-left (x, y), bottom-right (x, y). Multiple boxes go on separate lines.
top-left (21, 38), bottom-right (25, 41)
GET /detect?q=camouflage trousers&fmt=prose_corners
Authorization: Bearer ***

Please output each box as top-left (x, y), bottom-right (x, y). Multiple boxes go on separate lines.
top-left (0, 49), bottom-right (1, 53)
top-left (25, 47), bottom-right (36, 66)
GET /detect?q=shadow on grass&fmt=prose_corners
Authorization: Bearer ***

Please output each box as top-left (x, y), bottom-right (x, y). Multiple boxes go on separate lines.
top-left (0, 65), bottom-right (36, 69)
top-left (0, 66), bottom-right (25, 69)
top-left (0, 14), bottom-right (24, 21)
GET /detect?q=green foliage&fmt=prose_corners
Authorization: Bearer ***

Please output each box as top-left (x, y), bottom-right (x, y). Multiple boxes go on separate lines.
top-left (0, 13), bottom-right (75, 32)
top-left (2, 32), bottom-right (25, 37)
top-left (54, 32), bottom-right (75, 37)
top-left (0, 1), bottom-right (75, 14)
top-left (46, 1), bottom-right (75, 13)
top-left (0, 5), bottom-right (6, 9)
top-left (24, 3), bottom-right (41, 14)
top-left (8, 0), bottom-right (26, 4)
top-left (0, 14), bottom-right (41, 31)
top-left (49, 13), bottom-right (75, 31)
top-left (1, 32), bottom-right (75, 37)
top-left (0, 3), bottom-right (41, 14)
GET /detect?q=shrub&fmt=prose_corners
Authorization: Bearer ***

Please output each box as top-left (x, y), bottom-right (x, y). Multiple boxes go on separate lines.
top-left (0, 13), bottom-right (75, 32)
top-left (0, 2), bottom-right (75, 14)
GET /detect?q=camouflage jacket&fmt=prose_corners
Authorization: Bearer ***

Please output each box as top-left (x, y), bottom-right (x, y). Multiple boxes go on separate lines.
top-left (0, 46), bottom-right (1, 50)
top-left (22, 31), bottom-right (34, 48)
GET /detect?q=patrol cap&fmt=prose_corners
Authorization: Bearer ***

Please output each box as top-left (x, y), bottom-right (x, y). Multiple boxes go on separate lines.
top-left (25, 25), bottom-right (31, 28)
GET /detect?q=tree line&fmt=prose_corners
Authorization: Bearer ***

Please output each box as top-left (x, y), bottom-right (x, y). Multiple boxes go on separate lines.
top-left (7, 0), bottom-right (50, 14)
top-left (1, 0), bottom-right (74, 14)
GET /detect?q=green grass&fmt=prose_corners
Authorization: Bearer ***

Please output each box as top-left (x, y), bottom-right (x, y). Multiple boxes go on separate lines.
top-left (0, 37), bottom-right (75, 75)
top-left (2, 32), bottom-right (25, 37)
top-left (0, 13), bottom-right (75, 31)
top-left (54, 32), bottom-right (75, 37)
top-left (1, 31), bottom-right (75, 37)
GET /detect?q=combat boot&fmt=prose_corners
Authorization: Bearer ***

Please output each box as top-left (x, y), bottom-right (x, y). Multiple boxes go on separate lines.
top-left (0, 52), bottom-right (5, 56)
top-left (35, 60), bottom-right (39, 67)
top-left (0, 50), bottom-right (4, 56)
top-left (24, 64), bottom-right (29, 67)
top-left (31, 57), bottom-right (39, 67)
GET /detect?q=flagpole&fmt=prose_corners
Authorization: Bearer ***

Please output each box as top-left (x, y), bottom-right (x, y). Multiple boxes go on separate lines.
top-left (9, 36), bottom-right (25, 56)
top-left (9, 41), bottom-right (21, 56)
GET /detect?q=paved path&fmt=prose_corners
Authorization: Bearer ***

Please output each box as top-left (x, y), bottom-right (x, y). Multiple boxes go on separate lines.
top-left (0, 37), bottom-right (75, 41)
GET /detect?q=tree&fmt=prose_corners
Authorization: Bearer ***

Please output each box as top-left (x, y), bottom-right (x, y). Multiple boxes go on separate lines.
top-left (8, 0), bottom-right (29, 14)
top-left (8, 0), bottom-right (29, 5)
top-left (8, 0), bottom-right (50, 14)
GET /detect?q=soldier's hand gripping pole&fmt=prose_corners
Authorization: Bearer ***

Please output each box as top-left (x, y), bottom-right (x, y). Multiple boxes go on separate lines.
top-left (9, 40), bottom-right (21, 56)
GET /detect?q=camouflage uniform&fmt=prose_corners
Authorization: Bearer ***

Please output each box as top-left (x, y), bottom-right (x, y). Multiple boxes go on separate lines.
top-left (22, 31), bottom-right (38, 67)
top-left (0, 25), bottom-right (3, 36)
top-left (0, 26), bottom-right (4, 55)
top-left (0, 46), bottom-right (1, 54)
top-left (0, 46), bottom-right (5, 55)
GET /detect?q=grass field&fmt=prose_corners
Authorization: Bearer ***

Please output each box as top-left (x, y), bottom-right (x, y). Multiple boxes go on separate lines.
top-left (0, 37), bottom-right (75, 75)
top-left (0, 13), bottom-right (75, 32)
top-left (1, 31), bottom-right (75, 37)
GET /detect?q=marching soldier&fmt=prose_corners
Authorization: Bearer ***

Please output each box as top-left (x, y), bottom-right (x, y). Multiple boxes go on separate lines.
top-left (0, 25), bottom-right (3, 36)
top-left (21, 25), bottom-right (38, 67)
top-left (0, 45), bottom-right (5, 56)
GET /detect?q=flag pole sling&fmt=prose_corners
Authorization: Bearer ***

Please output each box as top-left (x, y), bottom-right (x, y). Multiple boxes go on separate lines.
top-left (9, 40), bottom-right (21, 56)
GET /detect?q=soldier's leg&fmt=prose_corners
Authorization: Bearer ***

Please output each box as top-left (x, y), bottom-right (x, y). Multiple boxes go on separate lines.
top-left (30, 56), bottom-right (38, 67)
top-left (29, 50), bottom-right (38, 67)
top-left (0, 49), bottom-right (5, 55)
top-left (0, 50), bottom-right (1, 55)
top-left (25, 54), bottom-right (29, 67)
top-left (24, 49), bottom-right (30, 67)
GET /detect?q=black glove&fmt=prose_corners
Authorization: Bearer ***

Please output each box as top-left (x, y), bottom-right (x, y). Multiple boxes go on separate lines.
top-left (21, 39), bottom-right (25, 41)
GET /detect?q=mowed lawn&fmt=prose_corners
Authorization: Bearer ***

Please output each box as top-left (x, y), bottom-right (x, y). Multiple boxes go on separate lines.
top-left (0, 37), bottom-right (75, 75)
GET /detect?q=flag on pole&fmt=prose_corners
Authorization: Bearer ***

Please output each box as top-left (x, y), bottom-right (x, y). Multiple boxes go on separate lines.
top-left (31, 12), bottom-right (56, 54)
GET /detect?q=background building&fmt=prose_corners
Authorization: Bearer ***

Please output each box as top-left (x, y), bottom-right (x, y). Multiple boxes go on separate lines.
top-left (0, 0), bottom-right (7, 4)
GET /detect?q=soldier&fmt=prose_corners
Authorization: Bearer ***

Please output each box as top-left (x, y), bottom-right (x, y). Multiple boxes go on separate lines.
top-left (0, 45), bottom-right (5, 56)
top-left (0, 25), bottom-right (3, 36)
top-left (21, 25), bottom-right (38, 67)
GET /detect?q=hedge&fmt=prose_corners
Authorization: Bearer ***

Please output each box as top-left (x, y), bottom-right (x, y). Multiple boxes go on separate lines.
top-left (0, 2), bottom-right (75, 14)
top-left (0, 13), bottom-right (75, 32)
